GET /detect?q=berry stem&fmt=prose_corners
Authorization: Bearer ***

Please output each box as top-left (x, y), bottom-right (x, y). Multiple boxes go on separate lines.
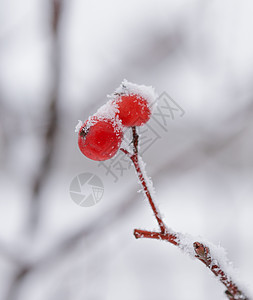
top-left (121, 127), bottom-right (167, 234)
top-left (121, 126), bottom-right (249, 300)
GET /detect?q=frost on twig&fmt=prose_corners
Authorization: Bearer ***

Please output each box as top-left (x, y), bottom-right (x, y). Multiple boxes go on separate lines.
top-left (193, 242), bottom-right (248, 300)
top-left (121, 126), bottom-right (250, 300)
top-left (120, 127), bottom-right (167, 234)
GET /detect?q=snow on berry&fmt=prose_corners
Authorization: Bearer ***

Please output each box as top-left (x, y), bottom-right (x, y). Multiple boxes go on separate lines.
top-left (76, 79), bottom-right (157, 159)
top-left (114, 94), bottom-right (152, 126)
top-left (110, 80), bottom-right (157, 127)
top-left (111, 79), bottom-right (157, 111)
top-left (95, 99), bottom-right (119, 120)
top-left (78, 116), bottom-right (123, 161)
top-left (75, 120), bottom-right (83, 133)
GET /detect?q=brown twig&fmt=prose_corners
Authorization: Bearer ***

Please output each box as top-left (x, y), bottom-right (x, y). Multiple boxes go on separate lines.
top-left (193, 242), bottom-right (248, 300)
top-left (120, 127), bottom-right (167, 234)
top-left (121, 127), bottom-right (250, 300)
top-left (134, 229), bottom-right (178, 245)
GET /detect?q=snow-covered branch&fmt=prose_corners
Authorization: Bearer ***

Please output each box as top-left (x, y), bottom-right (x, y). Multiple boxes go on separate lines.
top-left (122, 127), bottom-right (250, 300)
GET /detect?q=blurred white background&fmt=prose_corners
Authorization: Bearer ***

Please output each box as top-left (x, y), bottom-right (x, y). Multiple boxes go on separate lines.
top-left (0, 0), bottom-right (253, 299)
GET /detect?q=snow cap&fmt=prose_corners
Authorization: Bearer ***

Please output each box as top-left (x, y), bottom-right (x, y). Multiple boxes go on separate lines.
top-left (111, 79), bottom-right (158, 112)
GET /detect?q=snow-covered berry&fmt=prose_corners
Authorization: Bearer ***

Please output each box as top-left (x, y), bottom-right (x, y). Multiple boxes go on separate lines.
top-left (78, 116), bottom-right (123, 161)
top-left (114, 94), bottom-right (151, 127)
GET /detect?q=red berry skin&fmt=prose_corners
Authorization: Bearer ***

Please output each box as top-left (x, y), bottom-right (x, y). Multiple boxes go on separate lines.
top-left (78, 117), bottom-right (123, 161)
top-left (115, 94), bottom-right (151, 127)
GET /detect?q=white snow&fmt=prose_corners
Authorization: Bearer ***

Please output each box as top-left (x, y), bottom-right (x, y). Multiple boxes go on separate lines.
top-left (95, 99), bottom-right (119, 120)
top-left (119, 131), bottom-right (132, 153)
top-left (138, 155), bottom-right (156, 198)
top-left (76, 80), bottom-right (157, 133)
top-left (109, 79), bottom-right (158, 112)
top-left (93, 98), bottom-right (123, 132)
top-left (75, 120), bottom-right (83, 132)
top-left (176, 232), bottom-right (252, 298)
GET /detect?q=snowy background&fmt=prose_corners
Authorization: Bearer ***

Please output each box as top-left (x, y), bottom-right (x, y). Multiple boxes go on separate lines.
top-left (0, 0), bottom-right (253, 299)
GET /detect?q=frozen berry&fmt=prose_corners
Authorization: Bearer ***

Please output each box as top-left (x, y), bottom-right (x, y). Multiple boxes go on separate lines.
top-left (78, 117), bottom-right (123, 161)
top-left (114, 94), bottom-right (151, 127)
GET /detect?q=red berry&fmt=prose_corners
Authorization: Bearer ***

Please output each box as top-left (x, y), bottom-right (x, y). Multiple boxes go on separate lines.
top-left (78, 117), bottom-right (123, 161)
top-left (114, 94), bottom-right (151, 127)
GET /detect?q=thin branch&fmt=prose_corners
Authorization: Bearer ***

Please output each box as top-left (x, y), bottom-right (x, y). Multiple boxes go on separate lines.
top-left (122, 126), bottom-right (250, 300)
top-left (134, 230), bottom-right (248, 299)
top-left (134, 229), bottom-right (178, 245)
top-left (193, 242), bottom-right (248, 300)
top-left (121, 127), bottom-right (167, 234)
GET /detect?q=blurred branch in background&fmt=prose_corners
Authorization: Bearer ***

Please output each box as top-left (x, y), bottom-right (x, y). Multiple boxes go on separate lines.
top-left (0, 239), bottom-right (22, 267)
top-left (5, 1), bottom-right (63, 300)
top-left (157, 97), bottom-right (253, 177)
top-left (0, 97), bottom-right (8, 163)
top-left (29, 0), bottom-right (61, 234)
